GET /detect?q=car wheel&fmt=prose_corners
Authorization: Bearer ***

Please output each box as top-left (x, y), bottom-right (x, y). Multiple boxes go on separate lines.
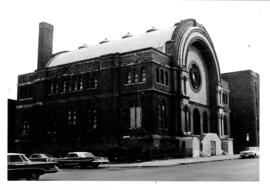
top-left (26, 173), bottom-right (40, 180)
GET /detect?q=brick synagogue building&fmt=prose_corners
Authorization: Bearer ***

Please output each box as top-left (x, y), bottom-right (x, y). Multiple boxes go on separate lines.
top-left (10, 19), bottom-right (239, 159)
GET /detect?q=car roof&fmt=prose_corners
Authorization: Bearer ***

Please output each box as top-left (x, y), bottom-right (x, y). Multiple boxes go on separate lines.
top-left (68, 152), bottom-right (91, 154)
top-left (8, 153), bottom-right (25, 156)
top-left (67, 152), bottom-right (95, 157)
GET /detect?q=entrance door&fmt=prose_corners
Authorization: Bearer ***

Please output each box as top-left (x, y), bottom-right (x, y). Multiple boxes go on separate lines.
top-left (210, 141), bottom-right (216, 156)
top-left (193, 109), bottom-right (200, 135)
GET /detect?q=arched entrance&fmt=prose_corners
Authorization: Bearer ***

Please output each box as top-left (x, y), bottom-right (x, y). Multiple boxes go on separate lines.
top-left (175, 24), bottom-right (222, 134)
top-left (193, 109), bottom-right (200, 135)
top-left (224, 116), bottom-right (227, 136)
top-left (203, 111), bottom-right (208, 133)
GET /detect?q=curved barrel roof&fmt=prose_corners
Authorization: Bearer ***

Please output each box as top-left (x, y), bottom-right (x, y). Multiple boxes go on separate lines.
top-left (46, 26), bottom-right (176, 68)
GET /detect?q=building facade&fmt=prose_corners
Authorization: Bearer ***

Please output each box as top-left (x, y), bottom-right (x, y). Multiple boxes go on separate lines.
top-left (222, 70), bottom-right (260, 153)
top-left (8, 99), bottom-right (17, 152)
top-left (13, 19), bottom-right (233, 157)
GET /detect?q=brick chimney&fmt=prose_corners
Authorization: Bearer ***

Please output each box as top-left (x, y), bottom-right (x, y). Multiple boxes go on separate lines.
top-left (37, 22), bottom-right (53, 69)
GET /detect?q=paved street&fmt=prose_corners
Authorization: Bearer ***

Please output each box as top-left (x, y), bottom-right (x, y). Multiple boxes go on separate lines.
top-left (40, 158), bottom-right (259, 181)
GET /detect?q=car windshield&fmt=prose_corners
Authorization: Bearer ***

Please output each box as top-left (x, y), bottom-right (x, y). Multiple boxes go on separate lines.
top-left (40, 154), bottom-right (49, 158)
top-left (66, 153), bottom-right (78, 158)
top-left (9, 155), bottom-right (24, 163)
top-left (82, 152), bottom-right (95, 157)
top-left (8, 154), bottom-right (30, 163)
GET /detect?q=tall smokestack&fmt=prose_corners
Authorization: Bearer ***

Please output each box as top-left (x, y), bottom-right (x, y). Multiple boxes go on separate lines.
top-left (37, 22), bottom-right (53, 69)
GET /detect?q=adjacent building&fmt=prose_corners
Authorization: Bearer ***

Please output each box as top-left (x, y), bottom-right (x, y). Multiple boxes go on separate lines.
top-left (8, 99), bottom-right (17, 152)
top-left (12, 19), bottom-right (234, 157)
top-left (222, 70), bottom-right (260, 153)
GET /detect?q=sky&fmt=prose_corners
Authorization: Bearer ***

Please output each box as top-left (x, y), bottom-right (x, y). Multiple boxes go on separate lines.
top-left (1, 0), bottom-right (269, 189)
top-left (1, 0), bottom-right (269, 100)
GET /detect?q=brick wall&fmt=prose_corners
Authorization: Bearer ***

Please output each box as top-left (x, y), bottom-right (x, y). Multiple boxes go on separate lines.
top-left (222, 70), bottom-right (260, 152)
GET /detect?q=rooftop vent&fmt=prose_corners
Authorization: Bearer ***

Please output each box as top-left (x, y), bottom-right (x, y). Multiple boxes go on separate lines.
top-left (122, 32), bottom-right (133, 39)
top-left (99, 38), bottom-right (109, 44)
top-left (146, 27), bottom-right (157, 33)
top-left (78, 44), bottom-right (88, 49)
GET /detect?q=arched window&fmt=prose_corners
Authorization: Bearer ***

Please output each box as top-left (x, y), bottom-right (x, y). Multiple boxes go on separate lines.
top-left (79, 77), bottom-right (84, 90)
top-left (219, 91), bottom-right (222, 104)
top-left (70, 78), bottom-right (74, 91)
top-left (55, 82), bottom-right (59, 94)
top-left (74, 78), bottom-right (78, 91)
top-left (160, 70), bottom-right (164, 84)
top-left (203, 111), bottom-right (208, 133)
top-left (63, 80), bottom-right (67, 93)
top-left (87, 75), bottom-right (91, 88)
top-left (165, 72), bottom-right (168, 85)
top-left (141, 68), bottom-right (146, 82)
top-left (161, 103), bottom-right (166, 129)
top-left (50, 82), bottom-right (55, 94)
top-left (134, 69), bottom-right (139, 83)
top-left (94, 77), bottom-right (98, 88)
top-left (184, 106), bottom-right (191, 132)
top-left (68, 78), bottom-right (72, 92)
top-left (193, 109), bottom-right (201, 135)
top-left (187, 108), bottom-right (190, 132)
top-left (224, 116), bottom-right (228, 136)
top-left (158, 102), bottom-right (167, 130)
top-left (156, 68), bottom-right (159, 83)
top-left (183, 76), bottom-right (187, 95)
top-left (91, 74), bottom-right (98, 88)
top-left (130, 105), bottom-right (142, 129)
top-left (127, 71), bottom-right (132, 84)
top-left (93, 109), bottom-right (97, 129)
top-left (222, 93), bottom-right (228, 104)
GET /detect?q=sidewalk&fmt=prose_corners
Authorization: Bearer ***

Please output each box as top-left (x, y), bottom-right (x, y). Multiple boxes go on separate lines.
top-left (100, 154), bottom-right (240, 168)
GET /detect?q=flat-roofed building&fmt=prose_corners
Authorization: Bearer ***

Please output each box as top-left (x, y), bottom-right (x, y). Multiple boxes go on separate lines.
top-left (222, 70), bottom-right (260, 153)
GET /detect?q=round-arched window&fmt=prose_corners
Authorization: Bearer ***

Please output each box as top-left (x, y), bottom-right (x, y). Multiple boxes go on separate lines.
top-left (189, 62), bottom-right (201, 91)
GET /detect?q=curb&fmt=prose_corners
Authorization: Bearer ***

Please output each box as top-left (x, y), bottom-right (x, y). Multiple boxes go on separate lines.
top-left (100, 155), bottom-right (240, 168)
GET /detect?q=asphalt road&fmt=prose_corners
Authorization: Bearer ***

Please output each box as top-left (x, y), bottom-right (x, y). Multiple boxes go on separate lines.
top-left (40, 158), bottom-right (259, 181)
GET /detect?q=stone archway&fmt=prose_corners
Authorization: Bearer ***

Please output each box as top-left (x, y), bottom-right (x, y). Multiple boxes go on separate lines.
top-left (203, 111), bottom-right (208, 133)
top-left (193, 109), bottom-right (200, 135)
top-left (176, 26), bottom-right (221, 134)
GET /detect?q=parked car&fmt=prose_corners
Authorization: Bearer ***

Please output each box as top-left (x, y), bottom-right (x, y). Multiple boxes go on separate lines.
top-left (29, 153), bottom-right (56, 162)
top-left (56, 152), bottom-right (109, 168)
top-left (240, 147), bottom-right (260, 158)
top-left (8, 153), bottom-right (59, 180)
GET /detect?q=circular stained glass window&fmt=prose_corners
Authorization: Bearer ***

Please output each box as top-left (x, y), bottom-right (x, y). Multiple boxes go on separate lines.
top-left (189, 63), bottom-right (201, 91)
